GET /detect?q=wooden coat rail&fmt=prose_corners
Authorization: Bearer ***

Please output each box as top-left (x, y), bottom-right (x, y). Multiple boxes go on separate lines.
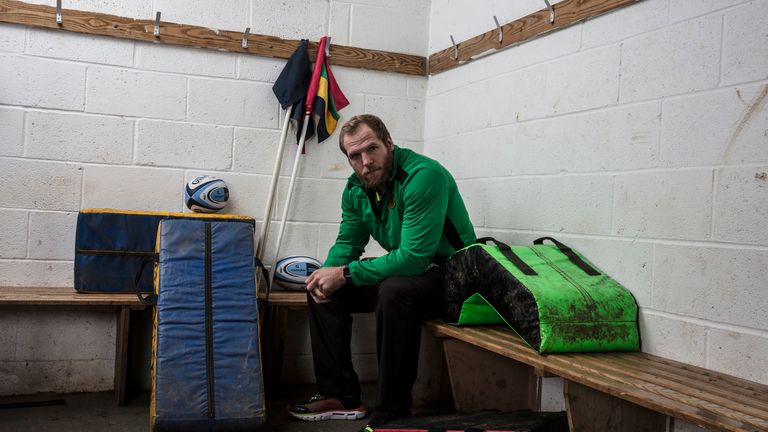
top-left (428, 0), bottom-right (640, 75)
top-left (0, 0), bottom-right (640, 77)
top-left (0, 0), bottom-right (426, 76)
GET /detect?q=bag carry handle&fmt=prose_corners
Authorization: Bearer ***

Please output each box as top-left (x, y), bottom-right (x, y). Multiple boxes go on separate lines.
top-left (135, 254), bottom-right (158, 305)
top-left (476, 237), bottom-right (538, 276)
top-left (533, 237), bottom-right (600, 276)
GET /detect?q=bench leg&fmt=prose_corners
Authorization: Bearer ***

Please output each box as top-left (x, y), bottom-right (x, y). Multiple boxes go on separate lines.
top-left (261, 304), bottom-right (289, 401)
top-left (443, 339), bottom-right (539, 412)
top-left (412, 327), bottom-right (452, 408)
top-left (564, 380), bottom-right (667, 432)
top-left (114, 305), bottom-right (130, 406)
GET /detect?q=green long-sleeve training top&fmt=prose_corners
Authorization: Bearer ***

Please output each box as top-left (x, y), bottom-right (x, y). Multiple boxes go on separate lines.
top-left (323, 146), bottom-right (476, 286)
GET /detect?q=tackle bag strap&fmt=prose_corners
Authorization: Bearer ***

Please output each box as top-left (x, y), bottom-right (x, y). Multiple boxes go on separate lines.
top-left (135, 253), bottom-right (158, 305)
top-left (533, 237), bottom-right (600, 276)
top-left (254, 256), bottom-right (271, 306)
top-left (476, 237), bottom-right (538, 276)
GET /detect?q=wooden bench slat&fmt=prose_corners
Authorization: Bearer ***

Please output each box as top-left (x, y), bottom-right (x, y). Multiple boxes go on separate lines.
top-left (427, 321), bottom-right (768, 432)
top-left (465, 327), bottom-right (768, 430)
top-left (0, 286), bottom-right (143, 306)
top-left (601, 352), bottom-right (768, 412)
top-left (553, 350), bottom-right (768, 427)
top-left (608, 351), bottom-right (768, 405)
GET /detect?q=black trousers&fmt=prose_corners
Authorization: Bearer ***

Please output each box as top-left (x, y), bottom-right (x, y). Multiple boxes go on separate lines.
top-left (307, 265), bottom-right (445, 411)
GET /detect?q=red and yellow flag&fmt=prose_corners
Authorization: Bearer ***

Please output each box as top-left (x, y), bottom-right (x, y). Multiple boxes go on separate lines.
top-left (305, 36), bottom-right (349, 143)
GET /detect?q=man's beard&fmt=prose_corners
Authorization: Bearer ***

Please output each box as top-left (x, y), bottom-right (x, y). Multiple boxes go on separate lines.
top-left (355, 148), bottom-right (394, 190)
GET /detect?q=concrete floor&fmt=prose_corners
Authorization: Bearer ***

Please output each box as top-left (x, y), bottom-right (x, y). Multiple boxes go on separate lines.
top-left (0, 382), bottom-right (377, 432)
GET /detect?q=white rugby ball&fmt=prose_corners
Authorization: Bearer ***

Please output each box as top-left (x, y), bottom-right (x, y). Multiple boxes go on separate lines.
top-left (274, 255), bottom-right (322, 290)
top-left (185, 175), bottom-right (229, 213)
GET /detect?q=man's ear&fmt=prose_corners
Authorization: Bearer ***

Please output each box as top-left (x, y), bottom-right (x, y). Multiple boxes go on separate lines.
top-left (387, 137), bottom-right (394, 149)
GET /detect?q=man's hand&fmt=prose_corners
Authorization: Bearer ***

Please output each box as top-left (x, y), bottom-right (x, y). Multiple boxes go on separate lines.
top-left (305, 266), bottom-right (346, 303)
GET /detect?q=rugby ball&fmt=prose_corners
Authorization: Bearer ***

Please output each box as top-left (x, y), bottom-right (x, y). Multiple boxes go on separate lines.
top-left (185, 175), bottom-right (229, 213)
top-left (274, 255), bottom-right (322, 290)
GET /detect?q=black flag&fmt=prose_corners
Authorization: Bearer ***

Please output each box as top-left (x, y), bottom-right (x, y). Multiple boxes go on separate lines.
top-left (272, 39), bottom-right (314, 144)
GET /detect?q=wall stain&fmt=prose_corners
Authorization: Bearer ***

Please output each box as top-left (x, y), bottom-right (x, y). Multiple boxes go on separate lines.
top-left (721, 85), bottom-right (768, 166)
top-left (756, 172), bottom-right (767, 181)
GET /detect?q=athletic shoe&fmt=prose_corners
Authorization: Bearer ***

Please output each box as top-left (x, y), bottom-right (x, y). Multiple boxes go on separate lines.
top-left (287, 394), bottom-right (367, 421)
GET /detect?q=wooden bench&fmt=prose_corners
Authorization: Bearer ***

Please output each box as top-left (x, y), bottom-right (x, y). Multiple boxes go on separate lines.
top-left (0, 286), bottom-right (146, 405)
top-left (426, 321), bottom-right (768, 432)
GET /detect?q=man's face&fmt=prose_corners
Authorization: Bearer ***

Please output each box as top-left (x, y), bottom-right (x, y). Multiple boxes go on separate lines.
top-left (342, 124), bottom-right (394, 189)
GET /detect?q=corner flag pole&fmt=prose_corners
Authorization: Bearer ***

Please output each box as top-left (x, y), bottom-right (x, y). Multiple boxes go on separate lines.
top-left (256, 105), bottom-right (292, 264)
top-left (268, 111), bottom-right (312, 284)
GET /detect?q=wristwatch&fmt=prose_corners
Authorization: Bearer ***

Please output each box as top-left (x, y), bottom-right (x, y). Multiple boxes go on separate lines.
top-left (342, 265), bottom-right (352, 284)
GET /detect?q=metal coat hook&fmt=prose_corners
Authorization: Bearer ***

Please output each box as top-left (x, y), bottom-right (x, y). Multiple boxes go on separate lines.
top-left (493, 16), bottom-right (502, 43)
top-left (544, 0), bottom-right (555, 24)
top-left (56, 0), bottom-right (62, 25)
top-left (242, 27), bottom-right (250, 49)
top-left (154, 11), bottom-right (161, 37)
top-left (450, 35), bottom-right (458, 60)
top-left (325, 36), bottom-right (331, 57)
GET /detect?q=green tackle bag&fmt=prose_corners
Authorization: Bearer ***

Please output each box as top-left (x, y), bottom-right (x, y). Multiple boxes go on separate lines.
top-left (443, 237), bottom-right (640, 353)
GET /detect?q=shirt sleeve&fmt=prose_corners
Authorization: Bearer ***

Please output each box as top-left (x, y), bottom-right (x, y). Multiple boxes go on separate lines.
top-left (349, 168), bottom-right (449, 285)
top-left (323, 186), bottom-right (369, 268)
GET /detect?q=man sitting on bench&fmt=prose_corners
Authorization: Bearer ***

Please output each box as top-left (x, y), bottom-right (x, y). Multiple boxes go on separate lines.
top-left (287, 114), bottom-right (476, 431)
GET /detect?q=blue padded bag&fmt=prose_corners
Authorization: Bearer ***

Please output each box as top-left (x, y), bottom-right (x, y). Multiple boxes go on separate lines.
top-left (151, 218), bottom-right (265, 431)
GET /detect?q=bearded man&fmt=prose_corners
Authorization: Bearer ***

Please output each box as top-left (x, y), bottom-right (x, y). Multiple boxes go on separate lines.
top-left (288, 114), bottom-right (476, 431)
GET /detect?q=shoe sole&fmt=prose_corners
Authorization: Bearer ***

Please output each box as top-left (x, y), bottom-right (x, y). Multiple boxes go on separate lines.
top-left (289, 409), bottom-right (367, 422)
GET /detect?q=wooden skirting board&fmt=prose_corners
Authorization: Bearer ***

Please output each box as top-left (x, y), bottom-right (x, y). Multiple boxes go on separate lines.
top-left (0, 0), bottom-right (640, 77)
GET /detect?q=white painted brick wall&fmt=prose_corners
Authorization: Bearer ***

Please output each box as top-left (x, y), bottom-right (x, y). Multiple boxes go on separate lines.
top-left (135, 120), bottom-right (233, 170)
top-left (188, 78), bottom-right (277, 128)
top-left (28, 211), bottom-right (78, 260)
top-left (0, 159), bottom-right (82, 211)
top-left (581, 0), bottom-right (669, 49)
top-left (86, 67), bottom-right (187, 120)
top-left (653, 245), bottom-right (768, 329)
top-left (250, 0), bottom-right (328, 41)
top-left (620, 15), bottom-right (722, 103)
top-left (82, 165), bottom-right (183, 211)
top-left (27, 29), bottom-right (134, 66)
top-left (135, 44), bottom-right (237, 78)
top-left (25, 111), bottom-right (134, 164)
top-left (721, 0), bottom-right (768, 85)
top-left (21, 0), bottom-right (153, 19)
top-left (0, 261), bottom-right (73, 287)
top-left (708, 329), bottom-right (768, 384)
top-left (350, 4), bottom-right (428, 56)
top-left (613, 170), bottom-right (713, 240)
top-left (639, 311), bottom-right (708, 366)
top-left (155, 0), bottom-right (249, 30)
top-left (661, 84), bottom-right (768, 167)
top-left (0, 23), bottom-right (26, 52)
top-left (0, 107), bottom-right (25, 156)
top-left (713, 166), bottom-right (768, 244)
top-left (0, 55), bottom-right (86, 110)
top-left (0, 209), bottom-right (28, 258)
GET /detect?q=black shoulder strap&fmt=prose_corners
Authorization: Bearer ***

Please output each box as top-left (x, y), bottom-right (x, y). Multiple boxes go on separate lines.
top-left (135, 254), bottom-right (158, 305)
top-left (533, 237), bottom-right (600, 276)
top-left (254, 256), bottom-right (271, 307)
top-left (476, 237), bottom-right (537, 276)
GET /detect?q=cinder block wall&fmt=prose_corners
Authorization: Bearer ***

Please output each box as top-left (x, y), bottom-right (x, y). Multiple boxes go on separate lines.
top-left (426, 1), bottom-right (767, 427)
top-left (0, 0), bottom-right (428, 394)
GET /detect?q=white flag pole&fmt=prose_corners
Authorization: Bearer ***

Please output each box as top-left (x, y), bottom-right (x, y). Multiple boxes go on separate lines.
top-left (269, 111), bottom-right (311, 284)
top-left (256, 105), bottom-right (292, 296)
